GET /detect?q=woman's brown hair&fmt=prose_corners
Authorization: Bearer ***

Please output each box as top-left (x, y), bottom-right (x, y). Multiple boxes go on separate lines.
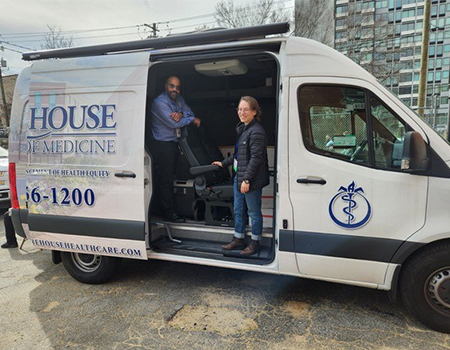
top-left (239, 96), bottom-right (262, 121)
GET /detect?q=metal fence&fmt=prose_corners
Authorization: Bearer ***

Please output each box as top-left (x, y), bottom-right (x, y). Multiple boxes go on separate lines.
top-left (414, 107), bottom-right (449, 141)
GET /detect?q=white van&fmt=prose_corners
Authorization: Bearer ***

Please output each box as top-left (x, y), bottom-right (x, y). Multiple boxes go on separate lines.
top-left (8, 23), bottom-right (450, 333)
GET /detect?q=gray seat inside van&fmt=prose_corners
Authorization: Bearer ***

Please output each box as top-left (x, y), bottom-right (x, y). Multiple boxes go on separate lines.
top-left (178, 124), bottom-right (235, 226)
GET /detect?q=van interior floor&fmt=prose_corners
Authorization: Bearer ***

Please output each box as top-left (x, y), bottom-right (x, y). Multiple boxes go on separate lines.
top-left (150, 220), bottom-right (274, 264)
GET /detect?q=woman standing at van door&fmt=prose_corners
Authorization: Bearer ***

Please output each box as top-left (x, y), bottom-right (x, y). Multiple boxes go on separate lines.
top-left (213, 96), bottom-right (269, 256)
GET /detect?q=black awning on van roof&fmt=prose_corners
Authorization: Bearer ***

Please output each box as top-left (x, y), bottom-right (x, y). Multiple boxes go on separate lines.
top-left (22, 22), bottom-right (289, 62)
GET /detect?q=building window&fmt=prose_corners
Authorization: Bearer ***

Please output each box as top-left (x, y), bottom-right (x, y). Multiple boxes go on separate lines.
top-left (388, 12), bottom-right (394, 22)
top-left (428, 72), bottom-right (435, 82)
top-left (399, 86), bottom-right (412, 94)
top-left (429, 46), bottom-right (436, 56)
top-left (400, 73), bottom-right (413, 82)
top-left (376, 0), bottom-right (388, 9)
top-left (429, 59), bottom-right (435, 69)
top-left (336, 5), bottom-right (348, 14)
top-left (336, 31), bottom-right (346, 40)
top-left (336, 19), bottom-right (346, 27)
top-left (436, 71), bottom-right (442, 81)
top-left (432, 5), bottom-right (438, 17)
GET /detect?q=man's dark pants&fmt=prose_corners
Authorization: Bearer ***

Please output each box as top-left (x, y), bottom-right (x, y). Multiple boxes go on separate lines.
top-left (4, 211), bottom-right (17, 245)
top-left (152, 140), bottom-right (179, 218)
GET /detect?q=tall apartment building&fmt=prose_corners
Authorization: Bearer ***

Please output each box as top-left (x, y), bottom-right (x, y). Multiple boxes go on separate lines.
top-left (334, 0), bottom-right (450, 134)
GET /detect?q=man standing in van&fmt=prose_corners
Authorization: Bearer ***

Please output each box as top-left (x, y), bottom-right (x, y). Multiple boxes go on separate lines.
top-left (151, 76), bottom-right (201, 223)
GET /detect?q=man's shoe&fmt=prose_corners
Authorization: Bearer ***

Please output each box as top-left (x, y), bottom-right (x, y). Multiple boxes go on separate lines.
top-left (240, 240), bottom-right (260, 256)
top-left (222, 237), bottom-right (245, 250)
top-left (1, 242), bottom-right (18, 249)
top-left (164, 214), bottom-right (185, 223)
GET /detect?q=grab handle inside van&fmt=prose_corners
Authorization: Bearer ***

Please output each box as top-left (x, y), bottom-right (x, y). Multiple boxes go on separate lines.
top-left (190, 165), bottom-right (219, 176)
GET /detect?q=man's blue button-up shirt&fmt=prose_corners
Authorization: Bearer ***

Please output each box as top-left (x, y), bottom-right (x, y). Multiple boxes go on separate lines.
top-left (151, 92), bottom-right (195, 142)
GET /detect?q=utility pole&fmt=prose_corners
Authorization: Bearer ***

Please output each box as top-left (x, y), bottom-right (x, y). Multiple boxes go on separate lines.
top-left (0, 59), bottom-right (8, 127)
top-left (417, 0), bottom-right (431, 118)
top-left (144, 23), bottom-right (159, 38)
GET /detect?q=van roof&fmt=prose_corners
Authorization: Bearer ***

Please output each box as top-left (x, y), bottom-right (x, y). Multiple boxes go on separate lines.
top-left (22, 22), bottom-right (290, 61)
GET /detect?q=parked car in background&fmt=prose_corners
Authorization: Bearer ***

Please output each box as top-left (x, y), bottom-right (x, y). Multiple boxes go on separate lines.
top-left (0, 146), bottom-right (9, 207)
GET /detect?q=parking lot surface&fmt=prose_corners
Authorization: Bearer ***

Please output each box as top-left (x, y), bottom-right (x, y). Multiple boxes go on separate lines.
top-left (1, 223), bottom-right (449, 350)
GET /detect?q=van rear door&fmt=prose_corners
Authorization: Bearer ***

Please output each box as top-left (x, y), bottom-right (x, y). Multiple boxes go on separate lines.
top-left (25, 52), bottom-right (150, 260)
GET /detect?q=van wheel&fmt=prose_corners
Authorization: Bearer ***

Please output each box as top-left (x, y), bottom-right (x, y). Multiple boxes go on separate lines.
top-left (61, 252), bottom-right (121, 284)
top-left (399, 242), bottom-right (450, 333)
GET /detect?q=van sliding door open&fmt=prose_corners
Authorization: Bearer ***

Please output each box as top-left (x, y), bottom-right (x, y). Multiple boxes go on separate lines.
top-left (24, 52), bottom-right (151, 260)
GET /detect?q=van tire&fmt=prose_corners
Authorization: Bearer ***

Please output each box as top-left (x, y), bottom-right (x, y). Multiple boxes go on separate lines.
top-left (399, 242), bottom-right (450, 333)
top-left (61, 252), bottom-right (121, 284)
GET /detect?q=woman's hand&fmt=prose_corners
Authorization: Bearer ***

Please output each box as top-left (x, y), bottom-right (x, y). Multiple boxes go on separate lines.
top-left (212, 161), bottom-right (223, 167)
top-left (240, 182), bottom-right (250, 194)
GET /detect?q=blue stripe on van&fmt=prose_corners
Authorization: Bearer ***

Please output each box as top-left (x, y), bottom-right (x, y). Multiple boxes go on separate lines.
top-left (28, 213), bottom-right (145, 241)
top-left (279, 230), bottom-right (425, 264)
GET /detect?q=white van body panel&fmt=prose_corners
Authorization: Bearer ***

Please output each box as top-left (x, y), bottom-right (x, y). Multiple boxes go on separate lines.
top-left (409, 177), bottom-right (450, 243)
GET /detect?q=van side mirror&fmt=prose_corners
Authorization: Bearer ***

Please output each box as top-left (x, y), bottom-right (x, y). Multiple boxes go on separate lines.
top-left (401, 131), bottom-right (429, 173)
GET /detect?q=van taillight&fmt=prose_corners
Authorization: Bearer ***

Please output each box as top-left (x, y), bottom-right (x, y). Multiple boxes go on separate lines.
top-left (9, 162), bottom-right (19, 209)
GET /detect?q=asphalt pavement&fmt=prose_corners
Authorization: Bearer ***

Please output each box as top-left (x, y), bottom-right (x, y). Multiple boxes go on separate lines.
top-left (1, 217), bottom-right (449, 350)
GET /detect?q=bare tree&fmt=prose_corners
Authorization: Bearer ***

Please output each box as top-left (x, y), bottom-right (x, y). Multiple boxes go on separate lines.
top-left (40, 25), bottom-right (74, 50)
top-left (214, 0), bottom-right (292, 28)
top-left (294, 0), bottom-right (334, 46)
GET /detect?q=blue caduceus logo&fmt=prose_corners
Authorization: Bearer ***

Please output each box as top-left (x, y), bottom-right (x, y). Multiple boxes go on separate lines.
top-left (328, 181), bottom-right (372, 229)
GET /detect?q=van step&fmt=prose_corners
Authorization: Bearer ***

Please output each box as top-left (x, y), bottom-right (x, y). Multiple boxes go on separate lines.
top-left (151, 237), bottom-right (271, 261)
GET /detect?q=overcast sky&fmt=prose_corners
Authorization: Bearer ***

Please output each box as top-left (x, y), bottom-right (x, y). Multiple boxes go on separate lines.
top-left (1, 0), bottom-right (294, 76)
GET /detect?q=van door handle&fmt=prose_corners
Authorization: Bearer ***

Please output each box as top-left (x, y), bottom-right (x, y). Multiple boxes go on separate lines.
top-left (115, 171), bottom-right (136, 178)
top-left (297, 177), bottom-right (326, 185)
